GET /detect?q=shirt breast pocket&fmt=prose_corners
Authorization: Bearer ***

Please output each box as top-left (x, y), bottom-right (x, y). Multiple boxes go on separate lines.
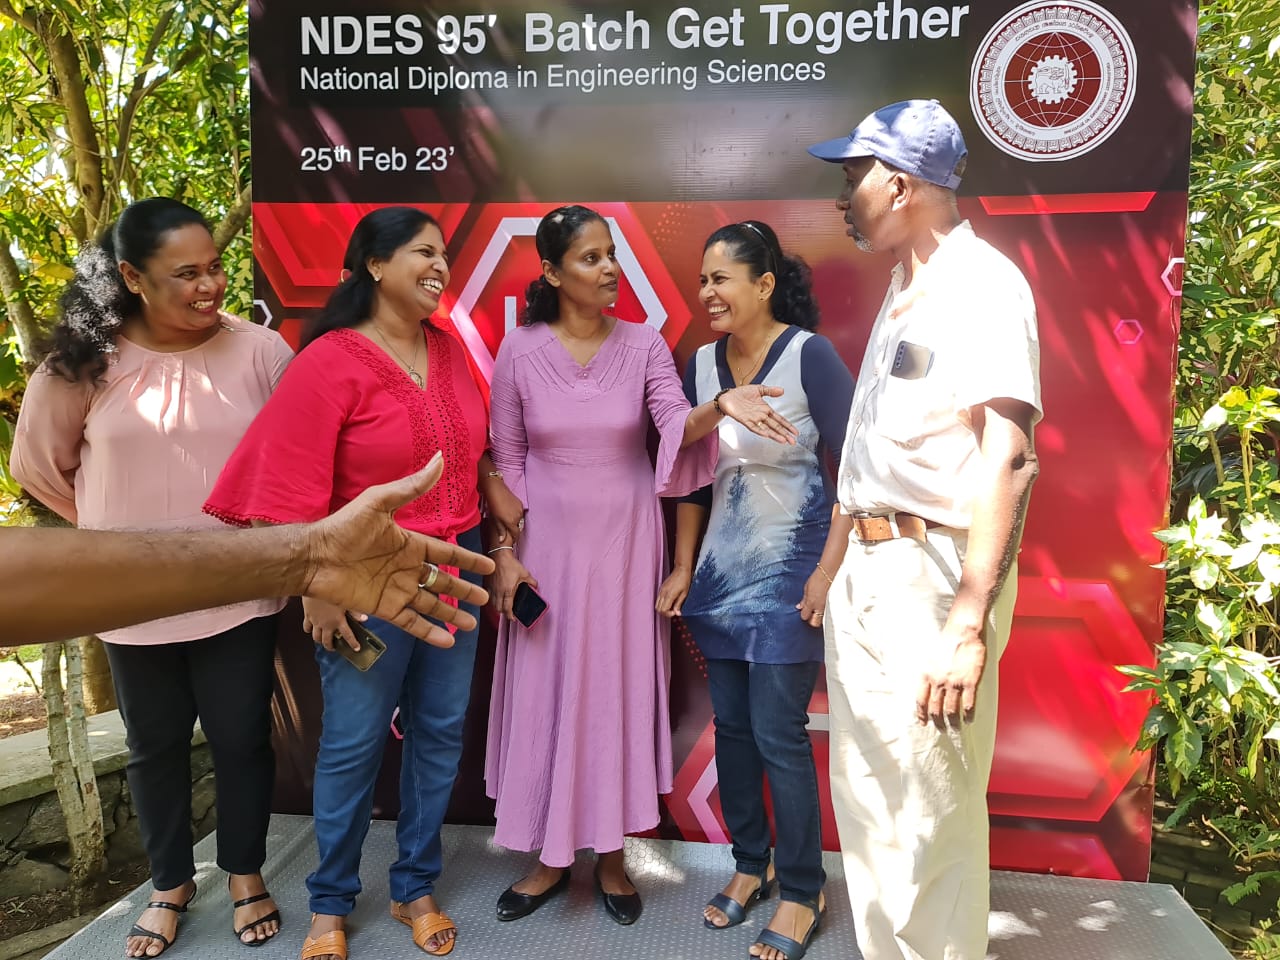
top-left (872, 372), bottom-right (951, 446)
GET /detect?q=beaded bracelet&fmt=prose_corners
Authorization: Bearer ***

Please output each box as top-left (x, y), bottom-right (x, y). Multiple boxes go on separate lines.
top-left (712, 386), bottom-right (733, 416)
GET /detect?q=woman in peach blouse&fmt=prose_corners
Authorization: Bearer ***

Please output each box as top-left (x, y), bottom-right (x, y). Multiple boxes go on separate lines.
top-left (10, 198), bottom-right (293, 958)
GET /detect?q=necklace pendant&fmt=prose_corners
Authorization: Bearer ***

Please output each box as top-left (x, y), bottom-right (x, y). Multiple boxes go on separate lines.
top-left (409, 370), bottom-right (425, 389)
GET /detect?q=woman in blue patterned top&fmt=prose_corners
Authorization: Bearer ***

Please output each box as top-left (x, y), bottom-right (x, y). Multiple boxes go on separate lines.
top-left (657, 221), bottom-right (854, 960)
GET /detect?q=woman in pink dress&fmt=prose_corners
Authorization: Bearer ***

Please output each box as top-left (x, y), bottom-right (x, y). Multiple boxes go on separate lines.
top-left (11, 198), bottom-right (293, 957)
top-left (484, 205), bottom-right (796, 926)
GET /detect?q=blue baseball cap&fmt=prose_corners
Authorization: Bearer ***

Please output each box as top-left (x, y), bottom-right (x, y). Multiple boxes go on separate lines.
top-left (807, 99), bottom-right (968, 190)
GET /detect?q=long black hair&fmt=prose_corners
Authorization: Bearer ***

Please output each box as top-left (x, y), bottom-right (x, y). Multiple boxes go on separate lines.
top-left (302, 206), bottom-right (443, 349)
top-left (45, 198), bottom-right (210, 382)
top-left (521, 204), bottom-right (608, 326)
top-left (703, 221), bottom-right (819, 330)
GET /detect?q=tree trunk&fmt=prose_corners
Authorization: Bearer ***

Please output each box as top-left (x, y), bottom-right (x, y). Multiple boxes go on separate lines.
top-left (0, 235), bottom-right (42, 370)
top-left (213, 184), bottom-right (253, 253)
top-left (42, 642), bottom-right (107, 912)
top-left (40, 22), bottom-right (105, 237)
top-left (79, 637), bottom-right (116, 715)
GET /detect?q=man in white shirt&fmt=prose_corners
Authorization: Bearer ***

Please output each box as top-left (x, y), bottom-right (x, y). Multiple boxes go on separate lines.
top-left (807, 100), bottom-right (1042, 960)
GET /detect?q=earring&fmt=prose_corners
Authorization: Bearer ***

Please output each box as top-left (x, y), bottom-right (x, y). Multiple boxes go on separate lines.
top-left (373, 274), bottom-right (381, 283)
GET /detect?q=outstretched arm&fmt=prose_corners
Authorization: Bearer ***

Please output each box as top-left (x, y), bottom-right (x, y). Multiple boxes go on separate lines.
top-left (3, 456), bottom-right (494, 645)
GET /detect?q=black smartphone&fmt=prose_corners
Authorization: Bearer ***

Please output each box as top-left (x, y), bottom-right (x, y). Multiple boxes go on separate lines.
top-left (512, 582), bottom-right (549, 629)
top-left (334, 614), bottom-right (387, 671)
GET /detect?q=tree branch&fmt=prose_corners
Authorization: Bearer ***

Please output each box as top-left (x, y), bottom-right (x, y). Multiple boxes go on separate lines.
top-left (213, 183), bottom-right (253, 253)
top-left (0, 235), bottom-right (43, 371)
top-left (113, 9), bottom-right (177, 182)
top-left (41, 21), bottom-right (106, 237)
top-left (0, 0), bottom-right (37, 32)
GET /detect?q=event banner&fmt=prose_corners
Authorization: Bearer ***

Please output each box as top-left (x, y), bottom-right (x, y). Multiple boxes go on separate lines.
top-left (251, 0), bottom-right (1198, 882)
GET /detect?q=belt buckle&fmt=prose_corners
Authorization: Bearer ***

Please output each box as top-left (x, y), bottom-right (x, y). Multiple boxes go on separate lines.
top-left (852, 512), bottom-right (897, 544)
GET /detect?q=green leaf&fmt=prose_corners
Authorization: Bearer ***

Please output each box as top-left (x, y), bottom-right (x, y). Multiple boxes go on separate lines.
top-left (1258, 549), bottom-right (1280, 585)
top-left (1241, 515), bottom-right (1280, 545)
top-left (1199, 404), bottom-right (1227, 431)
top-left (33, 262), bottom-right (74, 281)
top-left (1168, 722), bottom-right (1204, 773)
top-left (1194, 600), bottom-right (1232, 642)
top-left (1227, 540), bottom-right (1263, 569)
top-left (1190, 557), bottom-right (1219, 589)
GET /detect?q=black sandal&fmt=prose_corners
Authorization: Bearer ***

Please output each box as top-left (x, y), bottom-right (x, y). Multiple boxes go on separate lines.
top-left (230, 879), bottom-right (281, 948)
top-left (704, 872), bottom-right (776, 930)
top-left (750, 897), bottom-right (823, 960)
top-left (126, 882), bottom-right (196, 956)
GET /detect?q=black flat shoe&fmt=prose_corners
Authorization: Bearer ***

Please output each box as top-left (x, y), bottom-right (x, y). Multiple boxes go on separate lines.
top-left (496, 869), bottom-right (570, 921)
top-left (596, 872), bottom-right (642, 926)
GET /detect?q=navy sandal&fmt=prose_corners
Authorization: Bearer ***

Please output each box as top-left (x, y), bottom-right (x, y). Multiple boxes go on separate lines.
top-left (704, 872), bottom-right (776, 930)
top-left (230, 878), bottom-right (281, 947)
top-left (750, 897), bottom-right (823, 960)
top-left (127, 882), bottom-right (196, 956)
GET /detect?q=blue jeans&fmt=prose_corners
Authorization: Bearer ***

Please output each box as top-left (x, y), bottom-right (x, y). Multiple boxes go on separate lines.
top-left (306, 525), bottom-right (483, 916)
top-left (706, 658), bottom-right (825, 904)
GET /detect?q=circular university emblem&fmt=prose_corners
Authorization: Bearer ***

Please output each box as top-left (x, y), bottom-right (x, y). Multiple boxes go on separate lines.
top-left (969, 0), bottom-right (1137, 162)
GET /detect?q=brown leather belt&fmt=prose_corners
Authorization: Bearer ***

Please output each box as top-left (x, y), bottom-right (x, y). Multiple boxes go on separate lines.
top-left (850, 512), bottom-right (937, 544)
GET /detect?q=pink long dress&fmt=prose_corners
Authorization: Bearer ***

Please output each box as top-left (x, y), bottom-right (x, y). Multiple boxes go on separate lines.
top-left (484, 319), bottom-right (715, 866)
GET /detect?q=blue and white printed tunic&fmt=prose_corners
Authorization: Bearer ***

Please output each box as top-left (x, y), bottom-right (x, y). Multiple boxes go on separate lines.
top-left (680, 325), bottom-right (854, 664)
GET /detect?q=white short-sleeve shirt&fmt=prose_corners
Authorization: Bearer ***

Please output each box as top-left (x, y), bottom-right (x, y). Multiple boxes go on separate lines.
top-left (837, 221), bottom-right (1042, 529)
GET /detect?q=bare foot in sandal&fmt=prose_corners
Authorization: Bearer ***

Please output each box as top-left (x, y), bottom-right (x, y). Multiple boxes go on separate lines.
top-left (392, 894), bottom-right (456, 955)
top-left (229, 872), bottom-right (280, 945)
top-left (749, 893), bottom-right (826, 960)
top-left (125, 879), bottom-right (196, 958)
top-left (301, 914), bottom-right (346, 960)
top-left (704, 865), bottom-right (776, 928)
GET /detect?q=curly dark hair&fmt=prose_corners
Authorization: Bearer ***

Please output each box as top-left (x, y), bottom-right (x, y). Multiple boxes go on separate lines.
top-left (703, 221), bottom-right (820, 331)
top-left (302, 206), bottom-right (443, 350)
top-left (45, 198), bottom-right (210, 382)
top-left (521, 204), bottom-right (608, 326)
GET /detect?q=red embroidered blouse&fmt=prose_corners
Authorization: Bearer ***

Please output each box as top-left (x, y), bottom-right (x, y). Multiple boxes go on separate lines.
top-left (205, 324), bottom-right (487, 539)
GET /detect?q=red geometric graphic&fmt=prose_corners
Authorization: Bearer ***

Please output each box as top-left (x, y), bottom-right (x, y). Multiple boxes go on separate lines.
top-left (253, 192), bottom-right (1186, 882)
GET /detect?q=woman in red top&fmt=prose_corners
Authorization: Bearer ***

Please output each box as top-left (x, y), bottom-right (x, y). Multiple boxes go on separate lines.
top-left (206, 207), bottom-right (519, 960)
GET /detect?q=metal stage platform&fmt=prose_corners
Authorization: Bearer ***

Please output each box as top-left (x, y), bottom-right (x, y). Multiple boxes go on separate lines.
top-left (48, 814), bottom-right (1229, 960)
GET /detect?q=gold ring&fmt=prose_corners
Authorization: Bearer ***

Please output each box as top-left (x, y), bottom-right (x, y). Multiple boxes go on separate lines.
top-left (419, 563), bottom-right (440, 590)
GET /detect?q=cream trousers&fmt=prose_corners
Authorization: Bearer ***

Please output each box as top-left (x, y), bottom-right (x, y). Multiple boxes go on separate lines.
top-left (824, 528), bottom-right (1015, 960)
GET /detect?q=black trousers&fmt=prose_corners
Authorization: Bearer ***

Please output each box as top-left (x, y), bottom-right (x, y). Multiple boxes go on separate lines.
top-left (106, 614), bottom-right (279, 889)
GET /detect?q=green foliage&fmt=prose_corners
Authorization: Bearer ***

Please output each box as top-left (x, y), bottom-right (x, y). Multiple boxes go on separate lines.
top-left (1120, 1), bottom-right (1280, 945)
top-left (0, 0), bottom-right (253, 392)
top-left (1245, 920), bottom-right (1280, 960)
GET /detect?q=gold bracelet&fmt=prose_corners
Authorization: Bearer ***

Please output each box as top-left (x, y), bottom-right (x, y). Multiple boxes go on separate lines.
top-left (487, 545), bottom-right (514, 555)
top-left (816, 563), bottom-right (834, 585)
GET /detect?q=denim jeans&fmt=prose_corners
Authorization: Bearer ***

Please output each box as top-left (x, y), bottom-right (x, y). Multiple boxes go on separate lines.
top-left (306, 525), bottom-right (483, 916)
top-left (705, 658), bottom-right (825, 904)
